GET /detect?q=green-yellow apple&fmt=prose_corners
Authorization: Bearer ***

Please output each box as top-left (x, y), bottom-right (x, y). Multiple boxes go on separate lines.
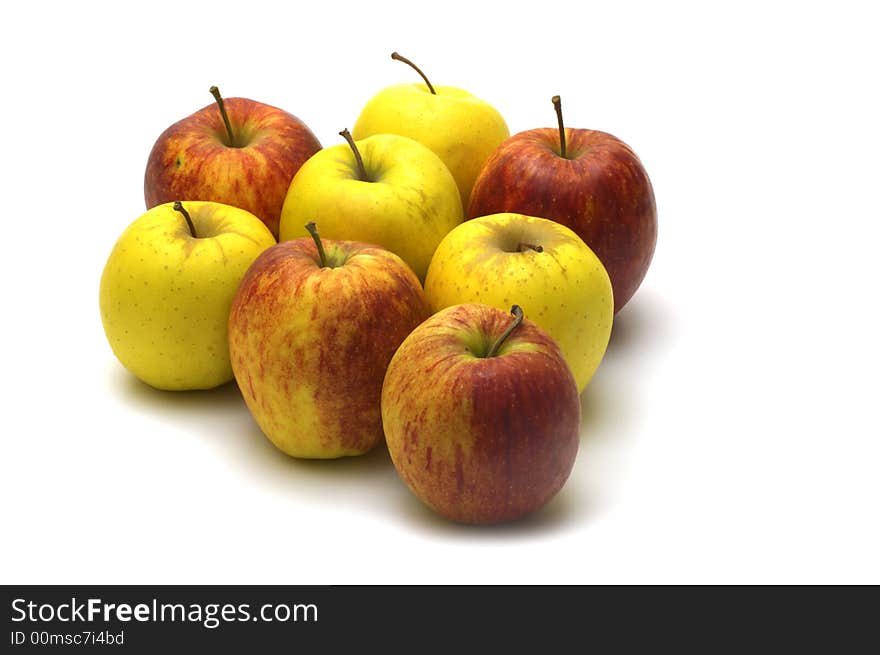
top-left (382, 304), bottom-right (580, 524)
top-left (100, 201), bottom-right (276, 390)
top-left (424, 213), bottom-right (613, 392)
top-left (145, 85), bottom-right (321, 238)
top-left (468, 95), bottom-right (657, 313)
top-left (352, 52), bottom-right (509, 209)
top-left (229, 224), bottom-right (430, 459)
top-left (278, 130), bottom-right (462, 280)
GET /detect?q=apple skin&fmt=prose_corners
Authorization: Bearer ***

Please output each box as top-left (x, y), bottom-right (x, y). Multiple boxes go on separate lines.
top-left (145, 97), bottom-right (321, 238)
top-left (100, 201), bottom-right (276, 390)
top-left (279, 133), bottom-right (462, 281)
top-left (352, 83), bottom-right (509, 209)
top-left (424, 213), bottom-right (613, 393)
top-left (468, 128), bottom-right (656, 313)
top-left (382, 303), bottom-right (581, 524)
top-left (229, 237), bottom-right (430, 459)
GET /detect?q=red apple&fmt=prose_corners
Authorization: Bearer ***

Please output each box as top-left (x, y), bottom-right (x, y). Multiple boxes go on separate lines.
top-left (229, 223), bottom-right (430, 459)
top-left (145, 86), bottom-right (321, 238)
top-left (468, 96), bottom-right (657, 313)
top-left (382, 303), bottom-right (580, 524)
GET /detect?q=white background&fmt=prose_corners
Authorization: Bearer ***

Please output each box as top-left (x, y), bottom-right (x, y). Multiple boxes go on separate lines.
top-left (1, 1), bottom-right (878, 584)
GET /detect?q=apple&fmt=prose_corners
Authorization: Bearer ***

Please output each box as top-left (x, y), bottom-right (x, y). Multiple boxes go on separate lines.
top-left (278, 129), bottom-right (462, 280)
top-left (424, 212), bottom-right (613, 393)
top-left (382, 303), bottom-right (580, 524)
top-left (144, 85), bottom-right (321, 238)
top-left (352, 52), bottom-right (509, 209)
top-left (229, 223), bottom-right (430, 459)
top-left (100, 201), bottom-right (276, 390)
top-left (468, 95), bottom-right (657, 313)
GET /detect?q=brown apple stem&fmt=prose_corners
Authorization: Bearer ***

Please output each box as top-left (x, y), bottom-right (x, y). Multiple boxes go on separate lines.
top-left (305, 222), bottom-right (328, 268)
top-left (209, 85), bottom-right (237, 147)
top-left (552, 95), bottom-right (566, 159)
top-left (339, 129), bottom-right (370, 182)
top-left (173, 201), bottom-right (198, 238)
top-left (391, 52), bottom-right (436, 95)
top-left (486, 305), bottom-right (524, 358)
top-left (518, 242), bottom-right (544, 253)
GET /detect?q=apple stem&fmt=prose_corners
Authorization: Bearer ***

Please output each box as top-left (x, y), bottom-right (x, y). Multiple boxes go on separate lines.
top-left (339, 129), bottom-right (370, 182)
top-left (173, 201), bottom-right (198, 238)
top-left (209, 85), bottom-right (237, 147)
top-left (486, 305), bottom-right (524, 358)
top-left (552, 95), bottom-right (567, 159)
top-left (391, 52), bottom-right (436, 95)
top-left (305, 222), bottom-right (328, 268)
top-left (518, 242), bottom-right (544, 253)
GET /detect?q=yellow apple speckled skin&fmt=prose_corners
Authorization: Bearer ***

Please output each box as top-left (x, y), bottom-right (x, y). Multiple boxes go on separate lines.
top-left (352, 83), bottom-right (509, 209)
top-left (424, 213), bottom-right (613, 392)
top-left (100, 201), bottom-right (276, 390)
top-left (279, 134), bottom-right (462, 280)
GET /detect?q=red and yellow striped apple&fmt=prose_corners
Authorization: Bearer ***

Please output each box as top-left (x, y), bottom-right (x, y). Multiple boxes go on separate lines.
top-left (229, 225), bottom-right (429, 459)
top-left (382, 304), bottom-right (581, 524)
top-left (145, 86), bottom-right (321, 238)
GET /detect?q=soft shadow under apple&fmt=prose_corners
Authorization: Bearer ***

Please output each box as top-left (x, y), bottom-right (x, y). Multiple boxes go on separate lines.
top-left (390, 479), bottom-right (591, 539)
top-left (200, 394), bottom-right (404, 514)
top-left (115, 368), bottom-right (249, 427)
top-left (604, 288), bottom-right (675, 358)
top-left (114, 367), bottom-right (402, 513)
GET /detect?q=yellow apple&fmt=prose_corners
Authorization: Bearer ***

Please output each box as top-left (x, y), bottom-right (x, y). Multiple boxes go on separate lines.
top-left (279, 131), bottom-right (462, 280)
top-left (424, 213), bottom-right (613, 392)
top-left (352, 52), bottom-right (509, 209)
top-left (100, 201), bottom-right (275, 390)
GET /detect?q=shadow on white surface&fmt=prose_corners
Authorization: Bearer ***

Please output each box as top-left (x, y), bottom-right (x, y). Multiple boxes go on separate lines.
top-left (240, 425), bottom-right (399, 489)
top-left (114, 370), bottom-right (246, 419)
top-left (605, 287), bottom-right (676, 358)
top-left (580, 368), bottom-right (626, 439)
top-left (579, 289), bottom-right (675, 441)
top-left (574, 287), bottom-right (676, 522)
top-left (390, 477), bottom-right (588, 538)
top-left (114, 369), bottom-right (402, 509)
